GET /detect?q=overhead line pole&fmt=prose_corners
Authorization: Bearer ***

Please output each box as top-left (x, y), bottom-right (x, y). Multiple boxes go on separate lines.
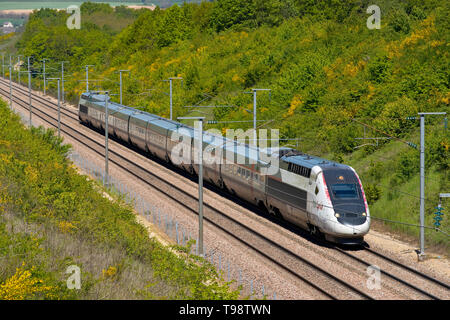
top-left (164, 77), bottom-right (183, 120)
top-left (244, 88), bottom-right (271, 147)
top-left (20, 69), bottom-right (33, 127)
top-left (417, 112), bottom-right (447, 261)
top-left (27, 57), bottom-right (33, 111)
top-left (8, 64), bottom-right (12, 109)
top-left (105, 92), bottom-right (109, 181)
top-left (41, 58), bottom-right (49, 95)
top-left (91, 90), bottom-right (116, 184)
top-left (17, 55), bottom-right (23, 85)
top-left (85, 65), bottom-right (95, 92)
top-left (118, 70), bottom-right (130, 105)
top-left (28, 69), bottom-right (32, 126)
top-left (48, 78), bottom-right (61, 137)
top-left (9, 55), bottom-right (13, 82)
top-left (61, 61), bottom-right (69, 104)
top-left (178, 116), bottom-right (205, 257)
top-left (1, 53), bottom-right (4, 78)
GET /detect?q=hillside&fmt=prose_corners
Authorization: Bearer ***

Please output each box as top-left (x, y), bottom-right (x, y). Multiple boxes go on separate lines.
top-left (0, 98), bottom-right (238, 299)
top-left (4, 0), bottom-right (450, 251)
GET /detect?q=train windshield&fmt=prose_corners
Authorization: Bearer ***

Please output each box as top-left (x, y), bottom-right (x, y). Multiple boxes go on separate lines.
top-left (330, 184), bottom-right (359, 199)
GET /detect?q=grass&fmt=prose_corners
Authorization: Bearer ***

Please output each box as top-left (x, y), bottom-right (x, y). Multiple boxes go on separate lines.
top-left (0, 210), bottom-right (172, 299)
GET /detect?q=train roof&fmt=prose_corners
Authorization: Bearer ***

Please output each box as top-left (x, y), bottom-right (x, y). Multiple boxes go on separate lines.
top-left (80, 93), bottom-right (348, 170)
top-left (281, 151), bottom-right (346, 170)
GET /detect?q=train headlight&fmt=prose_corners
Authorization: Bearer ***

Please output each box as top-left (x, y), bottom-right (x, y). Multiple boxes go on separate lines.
top-left (362, 212), bottom-right (367, 217)
top-left (334, 213), bottom-right (340, 218)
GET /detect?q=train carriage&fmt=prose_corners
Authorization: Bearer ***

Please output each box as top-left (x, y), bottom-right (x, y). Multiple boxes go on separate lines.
top-left (129, 111), bottom-right (155, 151)
top-left (112, 105), bottom-right (134, 142)
top-left (146, 117), bottom-right (174, 160)
top-left (167, 122), bottom-right (195, 173)
top-left (193, 131), bottom-right (225, 186)
top-left (79, 92), bottom-right (371, 244)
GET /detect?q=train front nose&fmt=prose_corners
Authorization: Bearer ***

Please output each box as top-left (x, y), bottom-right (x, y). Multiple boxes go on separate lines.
top-left (334, 203), bottom-right (368, 227)
top-left (322, 203), bottom-right (370, 241)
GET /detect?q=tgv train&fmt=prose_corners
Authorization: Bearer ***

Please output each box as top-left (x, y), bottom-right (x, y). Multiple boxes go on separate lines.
top-left (78, 92), bottom-right (370, 244)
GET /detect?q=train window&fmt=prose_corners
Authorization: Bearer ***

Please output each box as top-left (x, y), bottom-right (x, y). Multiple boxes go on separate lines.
top-left (331, 184), bottom-right (359, 199)
top-left (287, 162), bottom-right (313, 178)
top-left (246, 171), bottom-right (250, 179)
top-left (80, 105), bottom-right (88, 113)
top-left (237, 167), bottom-right (241, 175)
top-left (254, 174), bottom-right (259, 181)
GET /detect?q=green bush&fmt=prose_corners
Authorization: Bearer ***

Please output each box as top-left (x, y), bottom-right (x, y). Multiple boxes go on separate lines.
top-left (389, 10), bottom-right (411, 33)
top-left (365, 184), bottom-right (382, 205)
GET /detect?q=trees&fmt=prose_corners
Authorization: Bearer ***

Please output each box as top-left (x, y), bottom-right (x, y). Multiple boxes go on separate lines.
top-left (210, 0), bottom-right (256, 32)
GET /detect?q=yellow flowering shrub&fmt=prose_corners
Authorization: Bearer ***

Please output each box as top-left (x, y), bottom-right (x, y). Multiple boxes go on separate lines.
top-left (221, 127), bottom-right (228, 136)
top-left (343, 62), bottom-right (358, 77)
top-left (102, 266), bottom-right (118, 280)
top-left (164, 58), bottom-right (181, 67)
top-left (343, 60), bottom-right (366, 78)
top-left (196, 46), bottom-right (208, 54)
top-left (367, 83), bottom-right (376, 100)
top-left (441, 92), bottom-right (449, 105)
top-left (0, 263), bottom-right (55, 300)
top-left (0, 33), bottom-right (15, 42)
top-left (58, 221), bottom-right (77, 234)
top-left (284, 95), bottom-right (302, 118)
top-left (24, 165), bottom-right (39, 184)
top-left (232, 74), bottom-right (244, 83)
top-left (400, 16), bottom-right (437, 49)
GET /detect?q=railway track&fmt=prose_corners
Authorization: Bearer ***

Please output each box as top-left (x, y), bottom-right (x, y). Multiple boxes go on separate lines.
top-left (1, 77), bottom-right (448, 300)
top-left (261, 212), bottom-right (450, 299)
top-left (0, 78), bottom-right (374, 300)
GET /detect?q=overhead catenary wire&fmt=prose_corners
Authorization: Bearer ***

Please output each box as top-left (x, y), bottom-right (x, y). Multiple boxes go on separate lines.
top-left (3, 78), bottom-right (448, 241)
top-left (3, 75), bottom-right (442, 207)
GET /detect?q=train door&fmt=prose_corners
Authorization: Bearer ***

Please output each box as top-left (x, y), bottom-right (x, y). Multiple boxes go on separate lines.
top-left (308, 168), bottom-right (323, 227)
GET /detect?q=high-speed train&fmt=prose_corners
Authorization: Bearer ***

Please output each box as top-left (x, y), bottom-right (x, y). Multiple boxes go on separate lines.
top-left (78, 92), bottom-right (370, 244)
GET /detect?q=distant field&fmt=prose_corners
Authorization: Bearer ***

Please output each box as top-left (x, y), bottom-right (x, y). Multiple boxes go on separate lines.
top-left (0, 2), bottom-right (144, 10)
top-left (0, 18), bottom-right (23, 25)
